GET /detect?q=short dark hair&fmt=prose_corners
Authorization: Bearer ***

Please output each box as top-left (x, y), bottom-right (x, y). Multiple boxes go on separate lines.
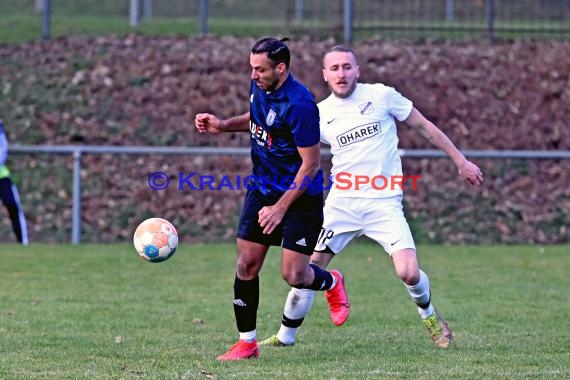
top-left (324, 44), bottom-right (356, 56)
top-left (323, 44), bottom-right (357, 67)
top-left (251, 37), bottom-right (291, 68)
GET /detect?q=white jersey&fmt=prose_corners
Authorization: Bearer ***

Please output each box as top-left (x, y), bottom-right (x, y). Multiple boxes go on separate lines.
top-left (318, 83), bottom-right (413, 198)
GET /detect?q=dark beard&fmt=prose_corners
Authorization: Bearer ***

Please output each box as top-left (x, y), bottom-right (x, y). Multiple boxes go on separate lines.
top-left (264, 76), bottom-right (280, 92)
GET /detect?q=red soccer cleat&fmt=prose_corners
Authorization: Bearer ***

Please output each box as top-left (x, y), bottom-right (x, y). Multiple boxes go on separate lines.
top-left (216, 340), bottom-right (260, 361)
top-left (325, 270), bottom-right (350, 326)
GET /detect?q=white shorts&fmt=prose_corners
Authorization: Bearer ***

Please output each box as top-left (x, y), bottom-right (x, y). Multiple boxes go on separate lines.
top-left (314, 195), bottom-right (415, 256)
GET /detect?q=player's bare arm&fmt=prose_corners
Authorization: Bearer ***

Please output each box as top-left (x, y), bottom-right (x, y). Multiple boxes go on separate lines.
top-left (258, 143), bottom-right (321, 234)
top-left (404, 107), bottom-right (483, 187)
top-left (195, 112), bottom-right (250, 134)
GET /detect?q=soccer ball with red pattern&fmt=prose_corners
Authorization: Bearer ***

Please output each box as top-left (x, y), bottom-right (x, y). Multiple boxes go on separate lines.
top-left (133, 218), bottom-right (178, 263)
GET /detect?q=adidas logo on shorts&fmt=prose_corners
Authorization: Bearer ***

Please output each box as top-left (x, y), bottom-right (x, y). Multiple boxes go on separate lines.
top-left (296, 238), bottom-right (307, 246)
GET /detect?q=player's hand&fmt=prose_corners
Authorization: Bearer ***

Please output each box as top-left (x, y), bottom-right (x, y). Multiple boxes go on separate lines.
top-left (195, 113), bottom-right (222, 134)
top-left (458, 159), bottom-right (483, 187)
top-left (258, 205), bottom-right (286, 234)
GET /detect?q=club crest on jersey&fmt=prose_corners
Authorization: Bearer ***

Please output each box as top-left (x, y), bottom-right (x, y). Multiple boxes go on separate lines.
top-left (266, 109), bottom-right (277, 126)
top-left (359, 101), bottom-right (374, 115)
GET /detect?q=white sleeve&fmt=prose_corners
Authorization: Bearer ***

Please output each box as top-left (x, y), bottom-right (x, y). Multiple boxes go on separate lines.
top-left (386, 86), bottom-right (413, 121)
top-left (320, 127), bottom-right (330, 145)
top-left (317, 103), bottom-right (330, 145)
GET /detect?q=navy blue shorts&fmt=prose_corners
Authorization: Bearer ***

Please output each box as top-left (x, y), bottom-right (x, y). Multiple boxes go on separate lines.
top-left (237, 189), bottom-right (323, 255)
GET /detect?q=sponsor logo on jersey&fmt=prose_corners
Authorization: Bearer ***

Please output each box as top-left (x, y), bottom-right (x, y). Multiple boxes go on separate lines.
top-left (336, 122), bottom-right (381, 147)
top-left (250, 121), bottom-right (272, 148)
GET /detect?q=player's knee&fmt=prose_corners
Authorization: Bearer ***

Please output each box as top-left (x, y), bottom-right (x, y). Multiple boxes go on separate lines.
top-left (282, 271), bottom-right (306, 288)
top-left (393, 249), bottom-right (419, 285)
top-left (395, 264), bottom-right (420, 284)
top-left (235, 260), bottom-right (260, 279)
top-left (399, 270), bottom-right (420, 286)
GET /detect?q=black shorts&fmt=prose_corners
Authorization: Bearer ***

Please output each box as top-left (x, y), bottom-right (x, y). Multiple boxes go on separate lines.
top-left (236, 189), bottom-right (323, 255)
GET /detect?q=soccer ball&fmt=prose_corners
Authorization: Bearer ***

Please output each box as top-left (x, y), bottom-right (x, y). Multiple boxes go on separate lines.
top-left (133, 218), bottom-right (178, 263)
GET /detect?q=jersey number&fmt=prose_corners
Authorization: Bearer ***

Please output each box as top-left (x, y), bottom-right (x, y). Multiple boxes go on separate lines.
top-left (317, 228), bottom-right (335, 246)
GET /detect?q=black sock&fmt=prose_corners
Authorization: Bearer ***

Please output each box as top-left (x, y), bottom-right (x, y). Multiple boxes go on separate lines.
top-left (305, 263), bottom-right (334, 291)
top-left (418, 293), bottom-right (432, 310)
top-left (233, 275), bottom-right (259, 333)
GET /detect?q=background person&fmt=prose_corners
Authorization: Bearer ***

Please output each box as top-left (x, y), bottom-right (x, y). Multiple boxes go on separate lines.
top-left (0, 120), bottom-right (28, 245)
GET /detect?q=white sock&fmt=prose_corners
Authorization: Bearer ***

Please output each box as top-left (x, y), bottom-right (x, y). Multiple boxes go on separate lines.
top-left (239, 330), bottom-right (256, 342)
top-left (404, 269), bottom-right (434, 318)
top-left (276, 288), bottom-right (315, 344)
top-left (276, 326), bottom-right (299, 345)
top-left (418, 304), bottom-right (435, 319)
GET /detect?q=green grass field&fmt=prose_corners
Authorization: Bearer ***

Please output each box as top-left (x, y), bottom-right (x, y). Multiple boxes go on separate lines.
top-left (0, 243), bottom-right (568, 379)
top-left (0, 14), bottom-right (291, 44)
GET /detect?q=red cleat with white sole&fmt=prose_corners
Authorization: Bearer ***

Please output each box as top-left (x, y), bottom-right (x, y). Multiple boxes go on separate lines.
top-left (325, 270), bottom-right (350, 326)
top-left (216, 340), bottom-right (260, 361)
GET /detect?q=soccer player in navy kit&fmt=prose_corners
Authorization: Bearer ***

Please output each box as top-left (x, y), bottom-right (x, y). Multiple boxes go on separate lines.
top-left (195, 37), bottom-right (348, 361)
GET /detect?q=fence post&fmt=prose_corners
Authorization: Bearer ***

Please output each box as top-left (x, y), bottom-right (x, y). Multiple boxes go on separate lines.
top-left (129, 0), bottom-right (141, 27)
top-left (71, 149), bottom-right (82, 244)
top-left (200, 0), bottom-right (208, 34)
top-left (343, 0), bottom-right (353, 43)
top-left (486, 0), bottom-right (495, 42)
top-left (143, 0), bottom-right (152, 19)
top-left (41, 0), bottom-right (51, 41)
top-left (295, 0), bottom-right (304, 23)
top-left (446, 0), bottom-right (454, 22)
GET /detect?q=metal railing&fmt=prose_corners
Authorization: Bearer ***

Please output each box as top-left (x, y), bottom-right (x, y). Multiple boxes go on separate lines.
top-left (27, 0), bottom-right (570, 42)
top-left (10, 145), bottom-right (570, 244)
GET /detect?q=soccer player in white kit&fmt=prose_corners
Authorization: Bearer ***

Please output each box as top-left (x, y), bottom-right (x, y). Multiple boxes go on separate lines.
top-left (260, 45), bottom-right (483, 349)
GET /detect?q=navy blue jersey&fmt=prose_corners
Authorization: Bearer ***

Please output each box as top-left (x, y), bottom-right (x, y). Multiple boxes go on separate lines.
top-left (248, 74), bottom-right (323, 199)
